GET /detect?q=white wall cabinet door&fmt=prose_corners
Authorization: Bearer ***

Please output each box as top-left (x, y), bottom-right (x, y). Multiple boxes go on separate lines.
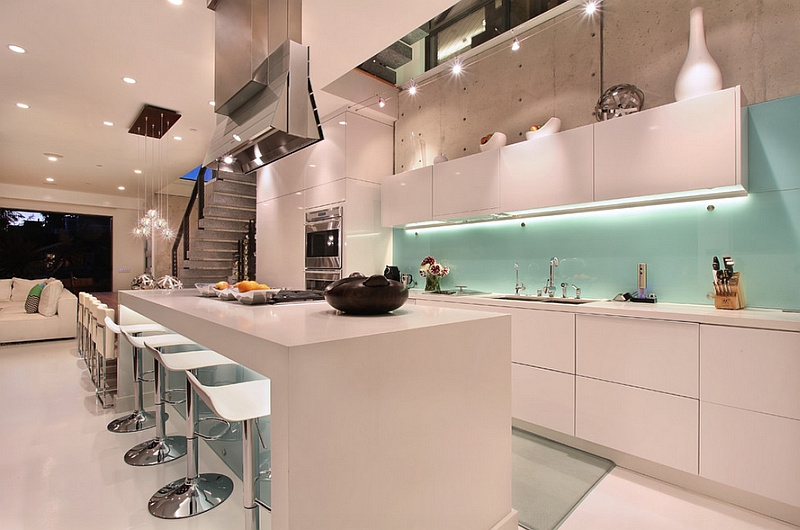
top-left (700, 325), bottom-right (800, 421)
top-left (499, 125), bottom-right (594, 212)
top-left (594, 86), bottom-right (744, 201)
top-left (305, 179), bottom-right (346, 210)
top-left (576, 315), bottom-right (699, 398)
top-left (380, 166), bottom-right (432, 227)
top-left (512, 363), bottom-right (574, 435)
top-left (255, 192), bottom-right (305, 289)
top-left (432, 149), bottom-right (500, 219)
top-left (700, 402), bottom-right (800, 508)
top-left (576, 376), bottom-right (699, 474)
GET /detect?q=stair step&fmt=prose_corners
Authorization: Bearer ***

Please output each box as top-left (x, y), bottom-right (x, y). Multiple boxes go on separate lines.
top-left (192, 239), bottom-right (240, 251)
top-left (207, 179), bottom-right (256, 197)
top-left (179, 267), bottom-right (232, 278)
top-left (184, 258), bottom-right (233, 269)
top-left (215, 173), bottom-right (256, 185)
top-left (202, 206), bottom-right (256, 220)
top-left (198, 218), bottom-right (252, 232)
top-left (195, 229), bottom-right (245, 242)
top-left (187, 250), bottom-right (236, 261)
top-left (206, 194), bottom-right (256, 209)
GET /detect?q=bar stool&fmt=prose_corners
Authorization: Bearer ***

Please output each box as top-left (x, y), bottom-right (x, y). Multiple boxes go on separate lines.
top-left (82, 294), bottom-right (99, 363)
top-left (185, 370), bottom-right (271, 530)
top-left (105, 320), bottom-right (170, 433)
top-left (145, 341), bottom-right (237, 519)
top-left (86, 298), bottom-right (105, 383)
top-left (117, 331), bottom-right (208, 466)
top-left (93, 305), bottom-right (116, 408)
top-left (77, 292), bottom-right (87, 358)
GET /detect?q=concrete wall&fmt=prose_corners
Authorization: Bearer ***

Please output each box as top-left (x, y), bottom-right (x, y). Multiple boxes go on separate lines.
top-left (395, 0), bottom-right (800, 173)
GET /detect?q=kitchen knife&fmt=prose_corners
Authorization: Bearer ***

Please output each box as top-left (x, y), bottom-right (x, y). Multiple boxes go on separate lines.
top-left (712, 256), bottom-right (721, 295)
top-left (722, 256), bottom-right (734, 296)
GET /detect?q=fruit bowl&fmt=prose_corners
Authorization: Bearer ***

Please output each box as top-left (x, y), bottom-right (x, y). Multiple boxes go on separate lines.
top-left (194, 283), bottom-right (217, 297)
top-left (214, 287), bottom-right (239, 301)
top-left (525, 117), bottom-right (561, 141)
top-left (479, 132), bottom-right (507, 152)
top-left (234, 289), bottom-right (282, 305)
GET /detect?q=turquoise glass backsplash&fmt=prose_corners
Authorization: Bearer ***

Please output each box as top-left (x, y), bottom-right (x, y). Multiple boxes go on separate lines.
top-left (392, 94), bottom-right (800, 311)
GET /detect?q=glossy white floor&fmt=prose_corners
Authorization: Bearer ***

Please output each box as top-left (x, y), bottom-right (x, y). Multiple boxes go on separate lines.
top-left (0, 338), bottom-right (796, 530)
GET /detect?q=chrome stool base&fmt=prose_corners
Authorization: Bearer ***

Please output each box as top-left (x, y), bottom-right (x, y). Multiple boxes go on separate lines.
top-left (107, 409), bottom-right (158, 433)
top-left (124, 435), bottom-right (187, 466)
top-left (148, 473), bottom-right (234, 519)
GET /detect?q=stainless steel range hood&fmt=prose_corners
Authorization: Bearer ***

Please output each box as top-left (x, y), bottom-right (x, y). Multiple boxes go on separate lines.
top-left (203, 0), bottom-right (322, 174)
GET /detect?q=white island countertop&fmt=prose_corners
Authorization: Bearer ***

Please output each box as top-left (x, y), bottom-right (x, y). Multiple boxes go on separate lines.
top-left (118, 288), bottom-right (518, 530)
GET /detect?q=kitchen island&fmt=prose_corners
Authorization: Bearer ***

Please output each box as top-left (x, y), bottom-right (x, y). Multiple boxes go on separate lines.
top-left (118, 289), bottom-right (516, 530)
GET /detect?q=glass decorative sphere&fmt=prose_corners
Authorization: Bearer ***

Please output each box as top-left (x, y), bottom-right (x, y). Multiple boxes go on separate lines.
top-left (161, 227), bottom-right (175, 239)
top-left (156, 275), bottom-right (183, 290)
top-left (155, 217), bottom-right (168, 229)
top-left (595, 84), bottom-right (645, 121)
top-left (147, 209), bottom-right (159, 219)
top-left (131, 274), bottom-right (156, 290)
top-left (133, 226), bottom-right (143, 237)
top-left (140, 216), bottom-right (152, 227)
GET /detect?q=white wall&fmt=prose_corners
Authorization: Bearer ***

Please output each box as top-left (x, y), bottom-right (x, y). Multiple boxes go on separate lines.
top-left (0, 183), bottom-right (145, 292)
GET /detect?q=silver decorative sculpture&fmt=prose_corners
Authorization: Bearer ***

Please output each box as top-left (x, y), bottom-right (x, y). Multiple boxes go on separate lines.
top-left (156, 275), bottom-right (183, 290)
top-left (131, 274), bottom-right (156, 290)
top-left (595, 84), bottom-right (645, 121)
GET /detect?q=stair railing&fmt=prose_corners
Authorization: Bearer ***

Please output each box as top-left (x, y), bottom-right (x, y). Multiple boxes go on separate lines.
top-left (171, 166), bottom-right (206, 276)
top-left (235, 219), bottom-right (256, 282)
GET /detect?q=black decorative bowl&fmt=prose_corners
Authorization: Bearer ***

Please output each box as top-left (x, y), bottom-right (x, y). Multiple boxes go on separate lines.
top-left (324, 273), bottom-right (409, 314)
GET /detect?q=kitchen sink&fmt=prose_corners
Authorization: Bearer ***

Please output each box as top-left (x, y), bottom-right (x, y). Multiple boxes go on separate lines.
top-left (492, 295), bottom-right (600, 304)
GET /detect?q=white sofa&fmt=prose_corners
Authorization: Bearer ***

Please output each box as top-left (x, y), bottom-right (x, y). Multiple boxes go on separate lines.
top-left (0, 278), bottom-right (78, 344)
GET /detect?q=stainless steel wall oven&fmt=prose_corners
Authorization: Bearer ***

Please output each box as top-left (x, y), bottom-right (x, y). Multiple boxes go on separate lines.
top-left (305, 206), bottom-right (342, 290)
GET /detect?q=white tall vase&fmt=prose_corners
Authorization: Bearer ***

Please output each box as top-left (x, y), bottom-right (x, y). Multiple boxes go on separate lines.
top-left (674, 7), bottom-right (723, 101)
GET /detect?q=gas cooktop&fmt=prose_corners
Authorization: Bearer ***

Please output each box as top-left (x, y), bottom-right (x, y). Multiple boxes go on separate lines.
top-left (269, 290), bottom-right (325, 304)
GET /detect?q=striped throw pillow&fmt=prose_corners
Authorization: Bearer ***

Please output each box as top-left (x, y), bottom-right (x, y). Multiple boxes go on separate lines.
top-left (25, 283), bottom-right (45, 314)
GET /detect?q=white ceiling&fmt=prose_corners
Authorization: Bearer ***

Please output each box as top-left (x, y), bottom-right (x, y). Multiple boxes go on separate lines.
top-left (0, 0), bottom-right (456, 200)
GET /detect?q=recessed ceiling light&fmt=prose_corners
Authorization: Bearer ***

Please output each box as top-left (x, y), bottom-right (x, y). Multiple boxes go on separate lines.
top-left (168, 0), bottom-right (183, 4)
top-left (122, 77), bottom-right (137, 84)
top-left (173, 136), bottom-right (182, 141)
top-left (103, 121), bottom-right (114, 126)
top-left (339, 121), bottom-right (347, 125)
top-left (44, 153), bottom-right (63, 161)
top-left (134, 169), bottom-right (142, 174)
top-left (232, 134), bottom-right (242, 142)
top-left (209, 101), bottom-right (216, 106)
top-left (8, 44), bottom-right (26, 54)
top-left (118, 186), bottom-right (126, 191)
top-left (45, 178), bottom-right (55, 182)
top-left (16, 103), bottom-right (29, 109)
top-left (223, 155), bottom-right (234, 164)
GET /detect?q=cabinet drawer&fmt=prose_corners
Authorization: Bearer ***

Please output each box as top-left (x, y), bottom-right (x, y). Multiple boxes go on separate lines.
top-left (500, 307), bottom-right (574, 373)
top-left (701, 402), bottom-right (800, 508)
top-left (512, 364), bottom-right (574, 436)
top-left (576, 315), bottom-right (699, 398)
top-left (576, 376), bottom-right (698, 474)
top-left (701, 325), bottom-right (800, 420)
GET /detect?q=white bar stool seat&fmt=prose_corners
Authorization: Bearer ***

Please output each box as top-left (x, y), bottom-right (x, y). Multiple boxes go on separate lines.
top-left (104, 319), bottom-right (170, 434)
top-left (118, 331), bottom-right (204, 466)
top-left (145, 341), bottom-right (237, 520)
top-left (185, 370), bottom-right (271, 530)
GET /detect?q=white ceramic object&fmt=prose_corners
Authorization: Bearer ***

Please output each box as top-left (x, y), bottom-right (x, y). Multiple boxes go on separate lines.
top-left (214, 287), bottom-right (239, 301)
top-left (525, 117), bottom-right (562, 141)
top-left (433, 152), bottom-right (448, 164)
top-left (479, 132), bottom-right (507, 152)
top-left (674, 7), bottom-right (723, 102)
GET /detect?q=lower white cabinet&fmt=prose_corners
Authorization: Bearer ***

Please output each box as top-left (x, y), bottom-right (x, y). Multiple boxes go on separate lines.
top-left (700, 402), bottom-right (800, 508)
top-left (512, 363), bottom-right (574, 435)
top-left (576, 376), bottom-right (699, 474)
top-left (576, 314), bottom-right (699, 398)
top-left (700, 325), bottom-right (800, 420)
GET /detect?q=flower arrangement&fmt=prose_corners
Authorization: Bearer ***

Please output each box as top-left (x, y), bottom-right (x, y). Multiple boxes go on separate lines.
top-left (419, 256), bottom-right (449, 291)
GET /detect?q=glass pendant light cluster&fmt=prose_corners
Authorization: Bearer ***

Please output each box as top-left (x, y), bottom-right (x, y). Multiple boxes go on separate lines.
top-left (132, 114), bottom-right (174, 240)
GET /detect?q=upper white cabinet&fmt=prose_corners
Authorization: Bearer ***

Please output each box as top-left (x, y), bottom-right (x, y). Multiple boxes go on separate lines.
top-left (594, 86), bottom-right (746, 201)
top-left (499, 124), bottom-right (594, 212)
top-left (380, 166), bottom-right (432, 227)
top-left (432, 149), bottom-right (500, 219)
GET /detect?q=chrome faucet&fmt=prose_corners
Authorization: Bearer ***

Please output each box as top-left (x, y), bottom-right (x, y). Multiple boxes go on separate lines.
top-left (514, 263), bottom-right (526, 295)
top-left (543, 257), bottom-right (558, 297)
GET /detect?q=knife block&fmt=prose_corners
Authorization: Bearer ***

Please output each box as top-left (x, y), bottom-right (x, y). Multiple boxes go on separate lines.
top-left (714, 272), bottom-right (745, 310)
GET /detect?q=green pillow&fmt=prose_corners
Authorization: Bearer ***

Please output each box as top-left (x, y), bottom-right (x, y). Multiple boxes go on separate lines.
top-left (25, 283), bottom-right (45, 314)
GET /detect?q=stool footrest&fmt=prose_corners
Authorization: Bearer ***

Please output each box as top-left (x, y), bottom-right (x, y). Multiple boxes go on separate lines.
top-left (195, 417), bottom-right (231, 441)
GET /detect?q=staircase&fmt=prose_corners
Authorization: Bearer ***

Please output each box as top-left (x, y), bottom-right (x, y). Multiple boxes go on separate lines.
top-left (174, 171), bottom-right (256, 286)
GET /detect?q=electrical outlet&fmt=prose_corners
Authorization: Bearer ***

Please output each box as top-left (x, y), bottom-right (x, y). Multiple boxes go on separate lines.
top-left (118, 267), bottom-right (131, 273)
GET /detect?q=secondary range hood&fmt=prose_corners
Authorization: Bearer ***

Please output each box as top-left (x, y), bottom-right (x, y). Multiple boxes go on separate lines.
top-left (204, 0), bottom-right (323, 174)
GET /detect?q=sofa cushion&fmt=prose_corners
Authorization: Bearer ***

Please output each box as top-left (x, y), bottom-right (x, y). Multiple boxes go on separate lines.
top-left (11, 277), bottom-right (48, 303)
top-left (38, 280), bottom-right (64, 317)
top-left (25, 283), bottom-right (45, 314)
top-left (0, 279), bottom-right (11, 301)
